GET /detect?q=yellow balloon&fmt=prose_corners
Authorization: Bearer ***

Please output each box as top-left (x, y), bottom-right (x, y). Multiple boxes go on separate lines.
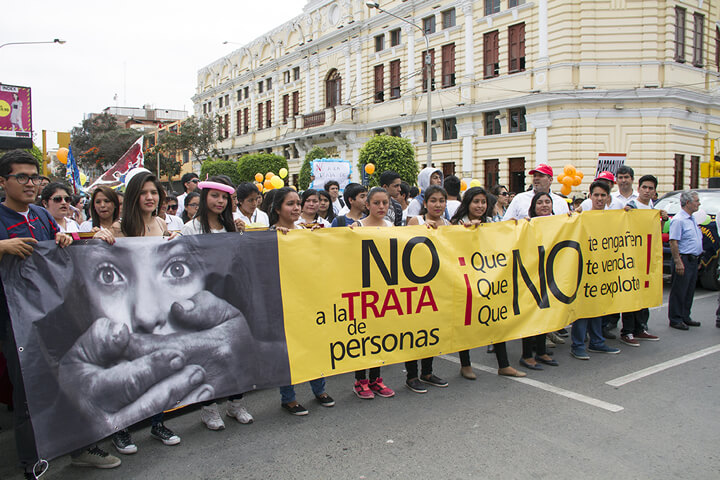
top-left (79, 173), bottom-right (87, 186)
top-left (279, 167), bottom-right (288, 179)
top-left (469, 179), bottom-right (481, 188)
top-left (271, 176), bottom-right (284, 189)
top-left (57, 148), bottom-right (69, 165)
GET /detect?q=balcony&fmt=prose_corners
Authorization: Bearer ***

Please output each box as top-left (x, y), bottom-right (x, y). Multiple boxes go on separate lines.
top-left (303, 110), bottom-right (326, 128)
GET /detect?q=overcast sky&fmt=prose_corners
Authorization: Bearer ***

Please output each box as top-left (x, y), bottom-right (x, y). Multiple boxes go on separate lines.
top-left (2, 0), bottom-right (305, 149)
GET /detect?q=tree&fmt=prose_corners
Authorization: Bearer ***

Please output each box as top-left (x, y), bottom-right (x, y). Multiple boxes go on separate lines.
top-left (144, 145), bottom-right (182, 180)
top-left (25, 144), bottom-right (43, 167)
top-left (200, 159), bottom-right (243, 185)
top-left (298, 147), bottom-right (329, 190)
top-left (237, 153), bottom-right (289, 184)
top-left (70, 113), bottom-right (141, 170)
top-left (156, 115), bottom-right (221, 162)
top-left (358, 135), bottom-right (419, 187)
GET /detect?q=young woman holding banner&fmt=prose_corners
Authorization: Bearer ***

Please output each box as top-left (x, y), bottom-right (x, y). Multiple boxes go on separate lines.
top-left (450, 187), bottom-right (527, 379)
top-left (347, 187), bottom-right (396, 399)
top-left (317, 189), bottom-right (336, 225)
top-left (179, 177), bottom-right (254, 430)
top-left (79, 185), bottom-right (120, 232)
top-left (271, 187), bottom-right (336, 414)
top-left (296, 189), bottom-right (331, 228)
top-left (517, 192), bottom-right (560, 371)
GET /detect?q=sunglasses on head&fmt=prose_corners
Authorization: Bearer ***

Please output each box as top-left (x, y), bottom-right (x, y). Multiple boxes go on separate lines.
top-left (51, 196), bottom-right (72, 203)
top-left (190, 179), bottom-right (199, 183)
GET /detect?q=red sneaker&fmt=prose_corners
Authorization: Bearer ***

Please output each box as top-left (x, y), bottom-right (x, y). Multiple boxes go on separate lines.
top-left (620, 334), bottom-right (640, 347)
top-left (353, 379), bottom-right (374, 399)
top-left (369, 377), bottom-right (395, 398)
top-left (635, 331), bottom-right (659, 341)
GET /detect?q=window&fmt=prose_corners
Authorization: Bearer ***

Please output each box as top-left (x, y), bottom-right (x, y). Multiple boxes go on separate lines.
top-left (284, 71), bottom-right (291, 84)
top-left (258, 103), bottom-right (263, 129)
top-left (693, 13), bottom-right (704, 67)
top-left (224, 94), bottom-right (229, 106)
top-left (375, 129), bottom-right (386, 136)
top-left (423, 16), bottom-right (436, 35)
top-left (390, 60), bottom-right (401, 99)
top-left (422, 122), bottom-right (438, 142)
top-left (509, 157), bottom-right (525, 193)
top-left (237, 90), bottom-right (242, 102)
top-left (258, 81), bottom-right (264, 94)
top-left (224, 113), bottom-right (229, 139)
top-left (265, 101), bottom-right (272, 128)
top-left (509, 0), bottom-right (525, 7)
top-left (484, 111), bottom-right (501, 135)
top-left (508, 23), bottom-right (526, 73)
top-left (244, 86), bottom-right (249, 99)
top-left (374, 65), bottom-right (384, 103)
top-left (421, 49), bottom-right (436, 92)
top-left (442, 8), bottom-right (456, 29)
top-left (326, 69), bottom-right (342, 107)
top-left (716, 27), bottom-right (720, 71)
top-left (484, 159), bottom-right (499, 189)
top-left (390, 126), bottom-right (402, 137)
top-left (484, 31), bottom-right (499, 78)
top-left (441, 43), bottom-right (456, 88)
top-left (218, 96), bottom-right (224, 108)
top-left (390, 28), bottom-right (401, 47)
top-left (292, 91), bottom-right (300, 116)
top-left (183, 150), bottom-right (190, 164)
top-left (690, 155), bottom-right (700, 189)
top-left (675, 6), bottom-right (686, 62)
top-left (443, 117), bottom-right (457, 140)
top-left (509, 107), bottom-right (526, 132)
top-left (293, 66), bottom-right (300, 81)
top-left (283, 94), bottom-right (290, 124)
top-left (236, 110), bottom-right (242, 135)
top-left (243, 108), bottom-right (249, 133)
top-left (485, 0), bottom-right (500, 16)
top-left (375, 34), bottom-right (385, 52)
top-left (266, 78), bottom-right (272, 91)
top-left (674, 154), bottom-right (684, 190)
top-left (203, 104), bottom-right (207, 114)
top-left (207, 102), bottom-right (212, 112)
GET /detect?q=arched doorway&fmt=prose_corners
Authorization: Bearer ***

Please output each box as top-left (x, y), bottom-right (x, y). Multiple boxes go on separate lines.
top-left (325, 69), bottom-right (342, 108)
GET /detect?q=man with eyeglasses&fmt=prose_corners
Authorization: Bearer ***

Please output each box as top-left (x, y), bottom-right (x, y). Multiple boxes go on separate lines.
top-left (176, 173), bottom-right (199, 217)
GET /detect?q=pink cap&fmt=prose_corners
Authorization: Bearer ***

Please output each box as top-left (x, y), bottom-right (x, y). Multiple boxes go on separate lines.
top-left (198, 181), bottom-right (235, 195)
top-left (595, 171), bottom-right (616, 183)
top-left (529, 164), bottom-right (553, 177)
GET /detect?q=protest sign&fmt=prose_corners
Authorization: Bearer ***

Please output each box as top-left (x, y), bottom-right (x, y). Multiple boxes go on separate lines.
top-left (310, 158), bottom-right (352, 190)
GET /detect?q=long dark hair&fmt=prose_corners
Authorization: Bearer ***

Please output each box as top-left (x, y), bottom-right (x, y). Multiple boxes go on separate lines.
top-left (301, 189), bottom-right (320, 221)
top-left (259, 189), bottom-right (276, 214)
top-left (450, 187), bottom-right (496, 224)
top-left (529, 191), bottom-right (553, 218)
top-left (181, 192), bottom-right (200, 223)
top-left (420, 185), bottom-right (447, 216)
top-left (196, 176), bottom-right (236, 233)
top-left (317, 190), bottom-right (336, 223)
top-left (121, 171), bottom-right (166, 237)
top-left (269, 187), bottom-right (297, 226)
top-left (41, 182), bottom-right (72, 207)
top-left (90, 185), bottom-right (120, 228)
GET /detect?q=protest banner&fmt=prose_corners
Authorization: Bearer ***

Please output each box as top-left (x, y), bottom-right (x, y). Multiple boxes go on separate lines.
top-left (595, 153), bottom-right (626, 178)
top-left (1, 210), bottom-right (662, 460)
top-left (310, 158), bottom-right (352, 190)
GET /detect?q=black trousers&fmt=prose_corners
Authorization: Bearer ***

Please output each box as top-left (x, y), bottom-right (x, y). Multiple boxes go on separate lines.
top-left (2, 329), bottom-right (38, 468)
top-left (355, 368), bottom-right (381, 381)
top-left (460, 344), bottom-right (510, 368)
top-left (668, 255), bottom-right (699, 325)
top-left (405, 358), bottom-right (433, 379)
top-left (621, 308), bottom-right (649, 335)
top-left (521, 334), bottom-right (547, 359)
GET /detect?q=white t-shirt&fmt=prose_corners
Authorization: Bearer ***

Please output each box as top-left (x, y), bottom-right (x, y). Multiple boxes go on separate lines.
top-left (79, 220), bottom-right (94, 232)
top-left (177, 192), bottom-right (188, 217)
top-left (164, 214), bottom-right (184, 231)
top-left (181, 218), bottom-right (226, 235)
top-left (233, 209), bottom-right (270, 227)
top-left (446, 199), bottom-right (461, 219)
top-left (60, 218), bottom-right (80, 233)
top-left (332, 198), bottom-right (345, 215)
top-left (359, 219), bottom-right (393, 227)
top-left (612, 190), bottom-right (639, 208)
top-left (503, 190), bottom-right (569, 220)
top-left (295, 216), bottom-right (331, 228)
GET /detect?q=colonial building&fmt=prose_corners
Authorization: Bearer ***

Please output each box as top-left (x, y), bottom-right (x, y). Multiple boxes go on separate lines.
top-left (193, 0), bottom-right (720, 193)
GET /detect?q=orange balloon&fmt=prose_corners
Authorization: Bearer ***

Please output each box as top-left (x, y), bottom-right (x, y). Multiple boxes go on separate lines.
top-left (460, 181), bottom-right (467, 191)
top-left (572, 175), bottom-right (582, 187)
top-left (560, 184), bottom-right (572, 196)
top-left (557, 173), bottom-right (566, 184)
top-left (265, 172), bottom-right (274, 180)
top-left (255, 182), bottom-right (263, 192)
top-left (563, 164), bottom-right (577, 177)
top-left (57, 147), bottom-right (69, 165)
top-left (577, 171), bottom-right (584, 180)
top-left (255, 173), bottom-right (263, 183)
top-left (562, 175), bottom-right (574, 186)
top-left (364, 163), bottom-right (376, 175)
top-left (264, 179), bottom-right (273, 190)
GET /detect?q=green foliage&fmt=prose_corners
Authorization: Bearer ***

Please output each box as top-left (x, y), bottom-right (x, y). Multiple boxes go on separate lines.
top-left (200, 159), bottom-right (242, 185)
top-left (70, 113), bottom-right (141, 170)
top-left (25, 144), bottom-right (43, 167)
top-left (358, 135), bottom-right (418, 187)
top-left (156, 115), bottom-right (220, 162)
top-left (298, 146), bottom-right (329, 190)
top-left (237, 153), bottom-right (289, 184)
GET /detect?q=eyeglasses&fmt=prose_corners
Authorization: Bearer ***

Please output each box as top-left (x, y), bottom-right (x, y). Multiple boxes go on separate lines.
top-left (499, 192), bottom-right (510, 196)
top-left (190, 179), bottom-right (200, 184)
top-left (4, 174), bottom-right (44, 185)
top-left (51, 195), bottom-right (72, 203)
top-left (187, 203), bottom-right (200, 208)
top-left (167, 204), bottom-right (178, 210)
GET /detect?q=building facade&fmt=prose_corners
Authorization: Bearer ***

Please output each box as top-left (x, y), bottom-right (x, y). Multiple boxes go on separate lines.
top-left (193, 0), bottom-right (720, 194)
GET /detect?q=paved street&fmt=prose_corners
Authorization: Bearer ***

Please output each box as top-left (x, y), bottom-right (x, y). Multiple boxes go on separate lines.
top-left (2, 285), bottom-right (719, 480)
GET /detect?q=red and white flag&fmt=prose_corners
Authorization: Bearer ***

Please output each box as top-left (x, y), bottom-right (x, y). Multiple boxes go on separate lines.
top-left (88, 136), bottom-right (144, 189)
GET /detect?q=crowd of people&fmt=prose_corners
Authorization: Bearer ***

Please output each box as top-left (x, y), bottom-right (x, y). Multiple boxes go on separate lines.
top-left (0, 149), bottom-right (711, 479)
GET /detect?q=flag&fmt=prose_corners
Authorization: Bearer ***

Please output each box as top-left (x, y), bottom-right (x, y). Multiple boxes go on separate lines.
top-left (65, 146), bottom-right (82, 194)
top-left (88, 136), bottom-right (144, 190)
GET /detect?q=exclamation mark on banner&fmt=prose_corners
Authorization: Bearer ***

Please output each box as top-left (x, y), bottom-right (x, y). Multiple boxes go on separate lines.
top-left (645, 234), bottom-right (652, 288)
top-left (459, 257), bottom-right (473, 326)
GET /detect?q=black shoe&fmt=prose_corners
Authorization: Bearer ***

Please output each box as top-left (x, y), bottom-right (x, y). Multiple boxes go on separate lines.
top-left (556, 328), bottom-right (569, 338)
top-left (150, 424), bottom-right (180, 445)
top-left (684, 320), bottom-right (701, 327)
top-left (315, 394), bottom-right (335, 407)
top-left (420, 373), bottom-right (448, 387)
top-left (519, 358), bottom-right (543, 370)
top-left (486, 345), bottom-right (495, 354)
top-left (716, 321), bottom-right (720, 328)
top-left (405, 377), bottom-right (428, 393)
top-left (281, 402), bottom-right (309, 415)
top-left (669, 322), bottom-right (689, 331)
top-left (535, 355), bottom-right (559, 366)
top-left (111, 429), bottom-right (137, 454)
top-left (602, 328), bottom-right (617, 339)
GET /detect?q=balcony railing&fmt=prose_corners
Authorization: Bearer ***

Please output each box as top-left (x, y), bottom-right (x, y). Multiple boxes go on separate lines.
top-left (303, 110), bottom-right (326, 128)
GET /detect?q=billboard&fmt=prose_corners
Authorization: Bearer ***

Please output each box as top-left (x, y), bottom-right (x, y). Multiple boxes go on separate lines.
top-left (0, 84), bottom-right (33, 149)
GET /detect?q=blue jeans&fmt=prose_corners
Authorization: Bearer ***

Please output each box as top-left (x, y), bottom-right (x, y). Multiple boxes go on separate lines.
top-left (571, 317), bottom-right (606, 352)
top-left (279, 378), bottom-right (326, 404)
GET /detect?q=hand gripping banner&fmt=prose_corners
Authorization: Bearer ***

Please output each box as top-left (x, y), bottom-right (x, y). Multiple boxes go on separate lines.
top-left (1, 210), bottom-right (662, 460)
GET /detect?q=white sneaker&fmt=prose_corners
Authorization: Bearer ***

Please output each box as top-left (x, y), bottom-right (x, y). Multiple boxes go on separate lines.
top-left (200, 403), bottom-right (226, 431)
top-left (226, 399), bottom-right (254, 424)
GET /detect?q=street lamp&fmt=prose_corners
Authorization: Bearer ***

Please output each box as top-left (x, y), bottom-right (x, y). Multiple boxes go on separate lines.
top-left (0, 38), bottom-right (66, 49)
top-left (366, 1), bottom-right (432, 168)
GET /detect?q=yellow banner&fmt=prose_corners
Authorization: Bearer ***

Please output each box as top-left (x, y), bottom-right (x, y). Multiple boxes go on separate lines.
top-left (278, 210), bottom-right (663, 384)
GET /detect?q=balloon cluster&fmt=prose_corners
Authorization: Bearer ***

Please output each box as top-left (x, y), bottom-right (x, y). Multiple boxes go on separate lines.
top-left (255, 167), bottom-right (288, 192)
top-left (557, 165), bottom-right (583, 196)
